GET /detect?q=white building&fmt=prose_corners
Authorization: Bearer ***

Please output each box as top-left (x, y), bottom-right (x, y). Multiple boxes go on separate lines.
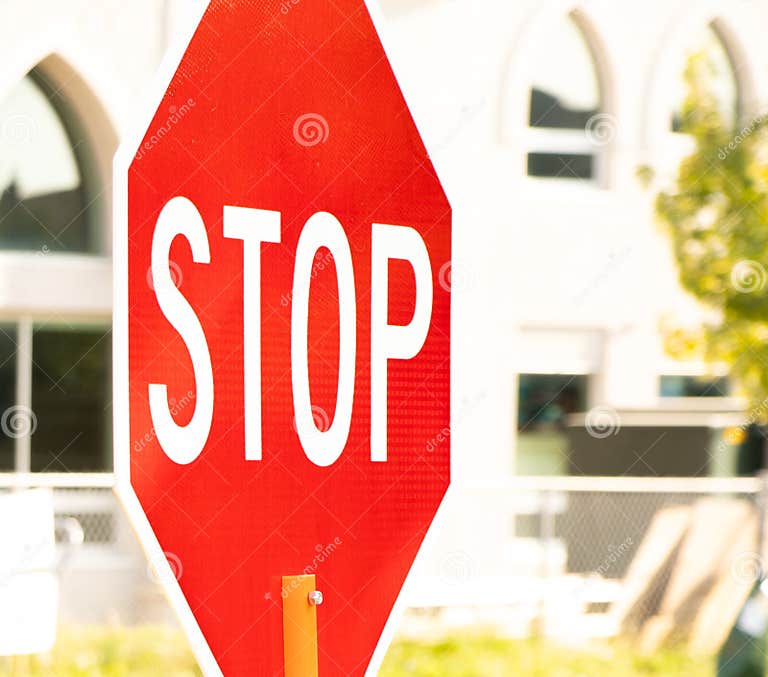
top-left (383, 0), bottom-right (768, 482)
top-left (0, 0), bottom-right (766, 630)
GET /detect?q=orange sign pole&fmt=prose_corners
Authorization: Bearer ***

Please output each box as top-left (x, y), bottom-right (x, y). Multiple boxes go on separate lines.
top-left (282, 574), bottom-right (321, 677)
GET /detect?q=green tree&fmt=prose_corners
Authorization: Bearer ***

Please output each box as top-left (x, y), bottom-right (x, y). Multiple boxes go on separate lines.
top-left (655, 51), bottom-right (768, 406)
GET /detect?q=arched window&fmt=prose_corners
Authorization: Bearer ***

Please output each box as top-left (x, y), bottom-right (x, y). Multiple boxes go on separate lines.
top-left (671, 23), bottom-right (739, 133)
top-left (0, 69), bottom-right (94, 253)
top-left (0, 63), bottom-right (111, 475)
top-left (525, 13), bottom-right (604, 181)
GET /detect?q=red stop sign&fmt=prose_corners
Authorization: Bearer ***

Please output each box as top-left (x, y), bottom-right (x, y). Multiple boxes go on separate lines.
top-left (114, 1), bottom-right (451, 675)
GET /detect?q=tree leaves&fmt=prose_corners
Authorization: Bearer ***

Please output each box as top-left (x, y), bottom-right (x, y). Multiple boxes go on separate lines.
top-left (656, 52), bottom-right (768, 407)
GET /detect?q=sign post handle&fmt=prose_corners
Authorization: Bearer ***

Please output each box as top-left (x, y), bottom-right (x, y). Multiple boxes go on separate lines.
top-left (282, 574), bottom-right (320, 677)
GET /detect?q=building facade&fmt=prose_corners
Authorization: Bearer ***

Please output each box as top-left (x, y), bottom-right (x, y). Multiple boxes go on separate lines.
top-left (1, 0), bottom-right (767, 625)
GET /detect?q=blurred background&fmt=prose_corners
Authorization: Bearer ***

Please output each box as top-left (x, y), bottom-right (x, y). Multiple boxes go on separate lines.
top-left (4, 0), bottom-right (768, 674)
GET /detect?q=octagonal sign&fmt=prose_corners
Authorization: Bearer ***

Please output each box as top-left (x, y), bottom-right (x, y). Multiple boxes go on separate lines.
top-left (114, 1), bottom-right (451, 675)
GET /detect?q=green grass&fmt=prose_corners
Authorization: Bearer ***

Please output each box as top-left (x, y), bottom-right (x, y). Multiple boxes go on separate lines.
top-left (380, 634), bottom-right (716, 677)
top-left (0, 627), bottom-right (716, 676)
top-left (0, 626), bottom-right (201, 677)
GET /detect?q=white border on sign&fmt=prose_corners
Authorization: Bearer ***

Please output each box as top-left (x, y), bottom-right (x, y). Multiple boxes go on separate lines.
top-left (113, 1), bottom-right (454, 676)
top-left (112, 1), bottom-right (223, 676)
top-left (360, 4), bottom-right (454, 675)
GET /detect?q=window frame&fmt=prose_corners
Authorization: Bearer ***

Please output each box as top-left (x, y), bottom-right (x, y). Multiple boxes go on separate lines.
top-left (0, 68), bottom-right (102, 256)
top-left (643, 15), bottom-right (755, 183)
top-left (517, 372), bottom-right (592, 433)
top-left (0, 317), bottom-right (112, 474)
top-left (501, 7), bottom-right (616, 188)
top-left (0, 62), bottom-right (114, 475)
top-left (669, 22), bottom-right (742, 136)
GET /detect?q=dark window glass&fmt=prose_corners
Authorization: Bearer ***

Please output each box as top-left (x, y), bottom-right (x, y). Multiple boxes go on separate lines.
top-left (529, 88), bottom-right (598, 130)
top-left (0, 71), bottom-right (92, 252)
top-left (659, 375), bottom-right (729, 398)
top-left (518, 374), bottom-right (588, 431)
top-left (528, 16), bottom-right (600, 131)
top-left (31, 328), bottom-right (111, 472)
top-left (527, 153), bottom-right (593, 179)
top-left (671, 112), bottom-right (686, 134)
top-left (525, 17), bottom-right (600, 179)
top-left (0, 326), bottom-right (17, 471)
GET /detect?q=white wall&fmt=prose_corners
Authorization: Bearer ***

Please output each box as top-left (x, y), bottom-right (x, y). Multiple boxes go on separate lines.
top-left (3, 0), bottom-right (767, 617)
top-left (377, 0), bottom-right (768, 481)
top-left (375, 0), bottom-right (768, 600)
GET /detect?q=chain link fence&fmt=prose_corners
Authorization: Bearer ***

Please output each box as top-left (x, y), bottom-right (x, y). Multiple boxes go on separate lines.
top-left (2, 473), bottom-right (766, 660)
top-left (408, 476), bottom-right (767, 654)
top-left (523, 478), bottom-right (763, 645)
top-left (0, 474), bottom-right (178, 629)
